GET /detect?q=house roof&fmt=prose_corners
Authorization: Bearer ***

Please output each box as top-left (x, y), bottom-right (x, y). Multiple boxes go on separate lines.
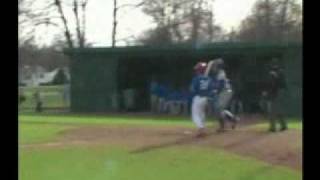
top-left (38, 69), bottom-right (60, 84)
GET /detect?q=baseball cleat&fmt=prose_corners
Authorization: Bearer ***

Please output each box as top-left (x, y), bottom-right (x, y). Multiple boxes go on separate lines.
top-left (195, 129), bottom-right (207, 138)
top-left (231, 116), bottom-right (240, 129)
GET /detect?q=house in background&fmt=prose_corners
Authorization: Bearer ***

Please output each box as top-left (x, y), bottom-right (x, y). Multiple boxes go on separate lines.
top-left (19, 65), bottom-right (70, 86)
top-left (19, 65), bottom-right (48, 86)
top-left (39, 67), bottom-right (70, 85)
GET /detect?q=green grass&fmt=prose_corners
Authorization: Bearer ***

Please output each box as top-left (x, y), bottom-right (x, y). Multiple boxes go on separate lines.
top-left (252, 120), bottom-right (302, 130)
top-left (18, 114), bottom-right (214, 145)
top-left (19, 114), bottom-right (199, 127)
top-left (19, 114), bottom-right (302, 130)
top-left (19, 115), bottom-right (302, 180)
top-left (19, 146), bottom-right (301, 180)
top-left (18, 115), bottom-right (196, 145)
top-left (19, 123), bottom-right (74, 144)
top-left (18, 115), bottom-right (302, 146)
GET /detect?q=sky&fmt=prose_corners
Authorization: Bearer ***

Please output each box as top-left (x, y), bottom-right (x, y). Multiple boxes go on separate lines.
top-left (28, 0), bottom-right (301, 47)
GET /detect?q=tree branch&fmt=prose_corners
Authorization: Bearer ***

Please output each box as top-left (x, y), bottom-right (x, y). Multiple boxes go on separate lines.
top-left (34, 20), bottom-right (59, 27)
top-left (80, 0), bottom-right (89, 47)
top-left (73, 0), bottom-right (83, 47)
top-left (112, 0), bottom-right (117, 47)
top-left (54, 0), bottom-right (74, 49)
top-left (116, 1), bottom-right (145, 11)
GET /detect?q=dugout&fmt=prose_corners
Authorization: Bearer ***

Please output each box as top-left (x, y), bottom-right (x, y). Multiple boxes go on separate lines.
top-left (64, 42), bottom-right (302, 117)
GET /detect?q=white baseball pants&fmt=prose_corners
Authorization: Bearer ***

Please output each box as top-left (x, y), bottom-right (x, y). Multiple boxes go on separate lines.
top-left (215, 89), bottom-right (233, 112)
top-left (191, 95), bottom-right (208, 129)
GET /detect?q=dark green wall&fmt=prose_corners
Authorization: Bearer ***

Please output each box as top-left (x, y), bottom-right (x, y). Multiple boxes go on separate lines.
top-left (66, 43), bottom-right (302, 116)
top-left (282, 47), bottom-right (302, 117)
top-left (70, 53), bottom-right (119, 112)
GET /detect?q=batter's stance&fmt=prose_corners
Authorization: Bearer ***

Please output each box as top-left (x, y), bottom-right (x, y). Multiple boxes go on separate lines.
top-left (190, 62), bottom-right (214, 138)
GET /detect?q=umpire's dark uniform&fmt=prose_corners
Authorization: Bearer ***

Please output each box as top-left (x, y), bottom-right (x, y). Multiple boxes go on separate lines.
top-left (263, 65), bottom-right (288, 132)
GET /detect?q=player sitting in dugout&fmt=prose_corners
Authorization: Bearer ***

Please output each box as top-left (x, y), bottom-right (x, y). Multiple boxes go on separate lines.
top-left (156, 83), bottom-right (170, 114)
top-left (164, 89), bottom-right (190, 115)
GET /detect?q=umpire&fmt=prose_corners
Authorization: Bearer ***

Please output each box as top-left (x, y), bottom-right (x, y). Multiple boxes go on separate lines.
top-left (262, 59), bottom-right (288, 132)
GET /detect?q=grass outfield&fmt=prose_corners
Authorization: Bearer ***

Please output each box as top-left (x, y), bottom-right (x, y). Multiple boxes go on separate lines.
top-left (252, 121), bottom-right (302, 130)
top-left (19, 114), bottom-right (302, 129)
top-left (18, 115), bottom-right (302, 145)
top-left (19, 114), bottom-right (197, 127)
top-left (19, 123), bottom-right (74, 144)
top-left (19, 115), bottom-right (302, 180)
top-left (20, 146), bottom-right (301, 180)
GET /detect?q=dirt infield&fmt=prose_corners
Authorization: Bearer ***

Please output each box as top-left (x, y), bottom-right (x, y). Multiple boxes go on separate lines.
top-left (22, 124), bottom-right (302, 171)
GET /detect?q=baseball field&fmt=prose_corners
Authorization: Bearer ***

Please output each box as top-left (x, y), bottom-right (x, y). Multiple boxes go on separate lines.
top-left (19, 113), bottom-right (302, 180)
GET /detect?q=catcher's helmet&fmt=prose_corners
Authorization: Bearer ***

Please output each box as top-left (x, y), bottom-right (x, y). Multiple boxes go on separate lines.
top-left (215, 58), bottom-right (224, 69)
top-left (194, 62), bottom-right (207, 74)
top-left (210, 58), bottom-right (224, 73)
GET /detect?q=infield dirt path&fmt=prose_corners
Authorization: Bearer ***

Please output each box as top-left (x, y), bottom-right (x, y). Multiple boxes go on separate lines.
top-left (21, 123), bottom-right (302, 171)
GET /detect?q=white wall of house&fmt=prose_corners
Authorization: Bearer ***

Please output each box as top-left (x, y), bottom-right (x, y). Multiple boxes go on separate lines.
top-left (19, 65), bottom-right (70, 86)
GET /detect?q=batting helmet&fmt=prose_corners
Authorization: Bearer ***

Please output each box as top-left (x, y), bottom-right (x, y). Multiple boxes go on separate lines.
top-left (215, 58), bottom-right (224, 69)
top-left (194, 62), bottom-right (207, 74)
top-left (209, 58), bottom-right (224, 73)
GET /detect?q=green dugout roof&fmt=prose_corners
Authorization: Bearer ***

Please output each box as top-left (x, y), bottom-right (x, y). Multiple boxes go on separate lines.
top-left (64, 42), bottom-right (302, 56)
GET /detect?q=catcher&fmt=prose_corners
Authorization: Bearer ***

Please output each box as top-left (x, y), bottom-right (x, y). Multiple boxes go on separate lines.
top-left (206, 59), bottom-right (240, 132)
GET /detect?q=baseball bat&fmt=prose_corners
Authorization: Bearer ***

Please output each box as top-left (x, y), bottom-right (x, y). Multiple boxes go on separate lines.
top-left (204, 59), bottom-right (216, 77)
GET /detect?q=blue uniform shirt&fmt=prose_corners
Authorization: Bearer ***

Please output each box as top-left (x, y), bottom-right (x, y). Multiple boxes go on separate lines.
top-left (190, 75), bottom-right (214, 97)
top-left (150, 81), bottom-right (159, 95)
top-left (157, 84), bottom-right (169, 98)
top-left (166, 91), bottom-right (181, 101)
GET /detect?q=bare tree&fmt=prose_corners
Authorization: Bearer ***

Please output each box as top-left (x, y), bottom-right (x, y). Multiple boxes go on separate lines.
top-left (138, 0), bottom-right (222, 45)
top-left (19, 0), bottom-right (91, 49)
top-left (73, 0), bottom-right (82, 47)
top-left (54, 0), bottom-right (74, 48)
top-left (278, 0), bottom-right (290, 40)
top-left (275, 0), bottom-right (302, 42)
top-left (46, 0), bottom-right (91, 48)
top-left (19, 0), bottom-right (41, 46)
top-left (111, 0), bottom-right (145, 47)
top-left (72, 0), bottom-right (88, 47)
top-left (112, 0), bottom-right (118, 47)
top-left (80, 0), bottom-right (89, 47)
top-left (189, 1), bottom-right (202, 44)
top-left (237, 0), bottom-right (302, 42)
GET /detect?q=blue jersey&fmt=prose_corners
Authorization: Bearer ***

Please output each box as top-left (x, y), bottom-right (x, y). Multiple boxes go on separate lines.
top-left (190, 75), bottom-right (214, 97)
top-left (157, 84), bottom-right (169, 98)
top-left (150, 81), bottom-right (158, 95)
top-left (166, 91), bottom-right (181, 101)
